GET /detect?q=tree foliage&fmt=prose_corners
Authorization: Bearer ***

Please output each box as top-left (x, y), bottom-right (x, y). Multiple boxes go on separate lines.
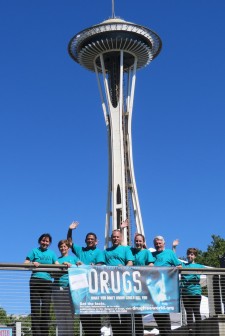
top-left (0, 307), bottom-right (11, 325)
top-left (196, 234), bottom-right (225, 267)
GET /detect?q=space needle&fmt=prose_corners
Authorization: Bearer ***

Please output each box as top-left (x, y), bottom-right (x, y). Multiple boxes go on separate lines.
top-left (68, 1), bottom-right (162, 246)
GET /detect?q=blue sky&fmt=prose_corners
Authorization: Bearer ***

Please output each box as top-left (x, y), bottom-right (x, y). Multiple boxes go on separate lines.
top-left (0, 0), bottom-right (225, 264)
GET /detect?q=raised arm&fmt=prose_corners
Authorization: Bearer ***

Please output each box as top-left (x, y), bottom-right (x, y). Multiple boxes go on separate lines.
top-left (120, 219), bottom-right (129, 246)
top-left (67, 221), bottom-right (79, 246)
top-left (120, 219), bottom-right (129, 230)
top-left (172, 239), bottom-right (179, 253)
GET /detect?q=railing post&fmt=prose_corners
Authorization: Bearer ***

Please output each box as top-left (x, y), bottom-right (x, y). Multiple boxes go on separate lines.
top-left (219, 255), bottom-right (225, 314)
top-left (221, 275), bottom-right (225, 314)
top-left (131, 313), bottom-right (135, 335)
top-left (214, 275), bottom-right (223, 314)
top-left (80, 320), bottom-right (82, 335)
top-left (208, 275), bottom-right (217, 316)
top-left (218, 315), bottom-right (225, 334)
top-left (180, 297), bottom-right (186, 326)
top-left (207, 275), bottom-right (223, 316)
top-left (16, 322), bottom-right (22, 336)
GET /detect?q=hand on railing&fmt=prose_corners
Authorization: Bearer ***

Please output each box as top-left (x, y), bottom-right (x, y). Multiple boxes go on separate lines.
top-left (32, 262), bottom-right (40, 267)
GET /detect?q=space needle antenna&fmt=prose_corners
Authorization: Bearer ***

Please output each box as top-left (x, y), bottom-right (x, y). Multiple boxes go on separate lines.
top-left (112, 0), bottom-right (115, 18)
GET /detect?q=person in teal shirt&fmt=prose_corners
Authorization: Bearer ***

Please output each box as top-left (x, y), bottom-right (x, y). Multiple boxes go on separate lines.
top-left (152, 247), bottom-right (181, 267)
top-left (181, 247), bottom-right (205, 326)
top-left (104, 243), bottom-right (134, 266)
top-left (131, 233), bottom-right (155, 336)
top-left (131, 233), bottom-right (155, 266)
top-left (152, 235), bottom-right (182, 336)
top-left (52, 239), bottom-right (81, 336)
top-left (104, 229), bottom-right (134, 336)
top-left (67, 221), bottom-right (105, 265)
top-left (24, 233), bottom-right (58, 336)
top-left (67, 221), bottom-right (105, 336)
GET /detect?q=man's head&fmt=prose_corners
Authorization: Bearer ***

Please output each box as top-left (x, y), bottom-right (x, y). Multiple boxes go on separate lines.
top-left (85, 232), bottom-right (98, 249)
top-left (153, 235), bottom-right (165, 252)
top-left (111, 230), bottom-right (122, 247)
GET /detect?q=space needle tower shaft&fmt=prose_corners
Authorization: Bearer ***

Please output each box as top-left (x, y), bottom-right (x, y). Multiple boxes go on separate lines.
top-left (68, 10), bottom-right (161, 247)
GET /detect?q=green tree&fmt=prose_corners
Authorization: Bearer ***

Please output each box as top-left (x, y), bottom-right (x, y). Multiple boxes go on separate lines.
top-left (196, 234), bottom-right (225, 267)
top-left (0, 307), bottom-right (11, 325)
top-left (48, 303), bottom-right (56, 336)
top-left (17, 314), bottom-right (32, 336)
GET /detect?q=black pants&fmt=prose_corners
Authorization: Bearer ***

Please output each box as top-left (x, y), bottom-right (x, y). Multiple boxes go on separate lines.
top-left (182, 294), bottom-right (202, 324)
top-left (52, 285), bottom-right (74, 336)
top-left (153, 313), bottom-right (171, 336)
top-left (110, 314), bottom-right (132, 335)
top-left (80, 314), bottom-right (102, 336)
top-left (30, 277), bottom-right (52, 336)
top-left (134, 314), bottom-right (144, 336)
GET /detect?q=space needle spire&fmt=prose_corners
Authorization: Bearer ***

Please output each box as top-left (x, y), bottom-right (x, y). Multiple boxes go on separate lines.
top-left (68, 4), bottom-right (162, 247)
top-left (112, 0), bottom-right (115, 18)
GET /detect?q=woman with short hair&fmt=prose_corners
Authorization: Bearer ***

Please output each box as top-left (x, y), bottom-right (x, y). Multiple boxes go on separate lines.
top-left (52, 239), bottom-right (81, 336)
top-left (24, 233), bottom-right (58, 336)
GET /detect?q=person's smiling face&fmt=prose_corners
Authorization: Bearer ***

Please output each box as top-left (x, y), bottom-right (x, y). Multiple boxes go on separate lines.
top-left (135, 235), bottom-right (145, 250)
top-left (154, 238), bottom-right (165, 252)
top-left (111, 231), bottom-right (122, 247)
top-left (39, 236), bottom-right (50, 250)
top-left (187, 252), bottom-right (196, 263)
top-left (59, 243), bottom-right (69, 256)
top-left (85, 234), bottom-right (97, 248)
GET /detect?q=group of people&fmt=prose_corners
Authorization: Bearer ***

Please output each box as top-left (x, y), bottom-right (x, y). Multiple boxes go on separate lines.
top-left (24, 221), bottom-right (204, 336)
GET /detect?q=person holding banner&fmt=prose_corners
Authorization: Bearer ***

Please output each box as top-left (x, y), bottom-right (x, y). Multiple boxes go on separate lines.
top-left (24, 233), bottom-right (58, 336)
top-left (67, 221), bottom-right (105, 336)
top-left (131, 233), bottom-right (155, 335)
top-left (152, 235), bottom-right (182, 336)
top-left (104, 229), bottom-right (134, 336)
top-left (52, 239), bottom-right (81, 336)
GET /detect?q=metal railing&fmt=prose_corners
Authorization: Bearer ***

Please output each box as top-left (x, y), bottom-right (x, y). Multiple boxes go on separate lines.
top-left (0, 264), bottom-right (224, 335)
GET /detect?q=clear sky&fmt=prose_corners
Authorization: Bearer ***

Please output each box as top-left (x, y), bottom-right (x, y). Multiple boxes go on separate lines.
top-left (0, 0), bottom-right (225, 264)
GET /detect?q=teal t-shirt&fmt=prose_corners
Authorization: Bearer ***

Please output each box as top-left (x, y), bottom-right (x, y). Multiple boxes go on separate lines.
top-left (104, 245), bottom-right (135, 266)
top-left (131, 248), bottom-right (155, 266)
top-left (56, 255), bottom-right (80, 287)
top-left (72, 244), bottom-right (105, 265)
top-left (27, 247), bottom-right (58, 281)
top-left (152, 249), bottom-right (181, 267)
top-left (181, 262), bottom-right (205, 295)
